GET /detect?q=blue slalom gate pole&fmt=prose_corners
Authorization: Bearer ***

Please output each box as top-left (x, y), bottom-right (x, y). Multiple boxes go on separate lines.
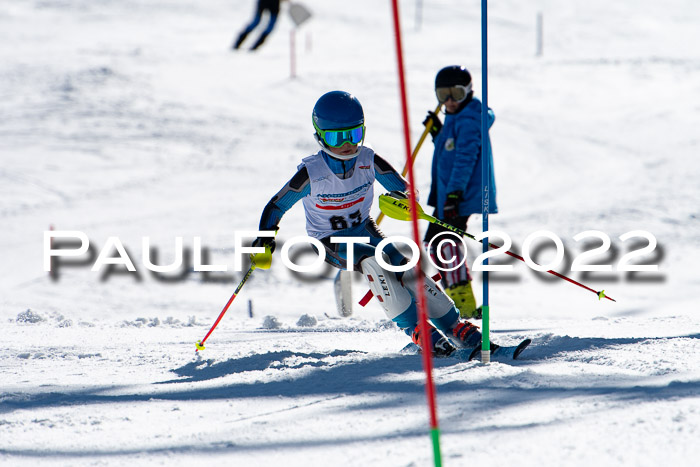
top-left (480, 0), bottom-right (491, 363)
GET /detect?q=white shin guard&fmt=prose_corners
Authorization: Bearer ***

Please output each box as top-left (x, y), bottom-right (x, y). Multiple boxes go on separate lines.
top-left (360, 256), bottom-right (413, 320)
top-left (401, 268), bottom-right (455, 322)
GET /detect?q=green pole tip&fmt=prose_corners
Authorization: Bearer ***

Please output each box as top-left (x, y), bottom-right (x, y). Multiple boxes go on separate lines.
top-left (429, 427), bottom-right (443, 467)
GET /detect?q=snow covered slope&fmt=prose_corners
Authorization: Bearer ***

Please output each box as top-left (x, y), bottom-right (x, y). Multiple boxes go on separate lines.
top-left (1, 1), bottom-right (699, 465)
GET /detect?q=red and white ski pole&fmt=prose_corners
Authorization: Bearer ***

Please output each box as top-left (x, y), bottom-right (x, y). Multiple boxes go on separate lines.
top-left (195, 263), bottom-right (256, 351)
top-left (195, 246), bottom-right (272, 351)
top-left (378, 194), bottom-right (617, 303)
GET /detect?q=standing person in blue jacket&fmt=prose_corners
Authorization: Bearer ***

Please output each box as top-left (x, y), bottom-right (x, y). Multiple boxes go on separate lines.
top-left (251, 90), bottom-right (500, 356)
top-left (233, 0), bottom-right (286, 51)
top-left (422, 65), bottom-right (498, 319)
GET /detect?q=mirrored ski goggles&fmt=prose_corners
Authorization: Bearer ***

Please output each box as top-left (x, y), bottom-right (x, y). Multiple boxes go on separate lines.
top-left (436, 84), bottom-right (472, 103)
top-left (314, 122), bottom-right (365, 147)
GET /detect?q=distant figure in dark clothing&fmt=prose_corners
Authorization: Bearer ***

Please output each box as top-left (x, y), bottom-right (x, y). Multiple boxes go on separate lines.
top-left (233, 0), bottom-right (285, 51)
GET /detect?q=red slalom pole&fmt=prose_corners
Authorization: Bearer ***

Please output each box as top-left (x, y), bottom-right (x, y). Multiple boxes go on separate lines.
top-left (389, 1), bottom-right (443, 465)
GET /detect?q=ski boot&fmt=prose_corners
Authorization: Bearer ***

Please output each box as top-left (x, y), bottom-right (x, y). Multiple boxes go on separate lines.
top-left (451, 319), bottom-right (501, 360)
top-left (450, 319), bottom-right (482, 348)
top-left (411, 324), bottom-right (456, 357)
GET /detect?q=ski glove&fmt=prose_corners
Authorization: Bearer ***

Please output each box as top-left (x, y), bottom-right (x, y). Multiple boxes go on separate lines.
top-left (443, 191), bottom-right (463, 221)
top-left (386, 190), bottom-right (418, 202)
top-left (252, 235), bottom-right (276, 254)
top-left (422, 111), bottom-right (442, 139)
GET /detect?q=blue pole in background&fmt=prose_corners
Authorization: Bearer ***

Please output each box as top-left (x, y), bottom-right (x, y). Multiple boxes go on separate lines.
top-left (480, 0), bottom-right (491, 363)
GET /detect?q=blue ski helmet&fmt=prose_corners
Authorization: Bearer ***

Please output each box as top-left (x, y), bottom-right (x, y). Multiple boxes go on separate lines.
top-left (312, 91), bottom-right (364, 130)
top-left (312, 91), bottom-right (365, 160)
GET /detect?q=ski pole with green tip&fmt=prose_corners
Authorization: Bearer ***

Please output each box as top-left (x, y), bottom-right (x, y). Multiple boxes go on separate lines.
top-left (378, 193), bottom-right (616, 302)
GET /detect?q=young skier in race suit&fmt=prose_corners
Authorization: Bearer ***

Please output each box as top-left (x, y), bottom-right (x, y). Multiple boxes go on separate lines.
top-left (422, 65), bottom-right (498, 319)
top-left (252, 90), bottom-right (496, 356)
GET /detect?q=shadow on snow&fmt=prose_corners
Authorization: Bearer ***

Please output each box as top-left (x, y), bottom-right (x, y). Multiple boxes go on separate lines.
top-left (1, 333), bottom-right (698, 459)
